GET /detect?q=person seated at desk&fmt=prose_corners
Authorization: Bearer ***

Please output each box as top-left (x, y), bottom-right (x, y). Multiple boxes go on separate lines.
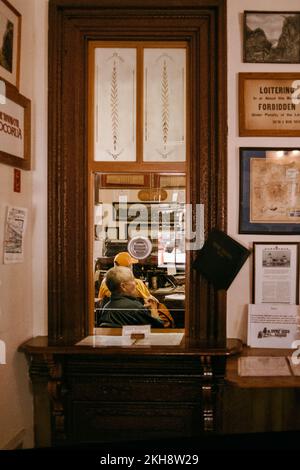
top-left (99, 266), bottom-right (164, 328)
top-left (98, 251), bottom-right (153, 302)
top-left (98, 252), bottom-right (174, 328)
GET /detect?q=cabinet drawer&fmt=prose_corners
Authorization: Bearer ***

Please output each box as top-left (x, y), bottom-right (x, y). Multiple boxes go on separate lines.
top-left (69, 376), bottom-right (203, 402)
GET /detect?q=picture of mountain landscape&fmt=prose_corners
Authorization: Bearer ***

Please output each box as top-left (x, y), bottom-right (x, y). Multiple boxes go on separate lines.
top-left (244, 11), bottom-right (300, 63)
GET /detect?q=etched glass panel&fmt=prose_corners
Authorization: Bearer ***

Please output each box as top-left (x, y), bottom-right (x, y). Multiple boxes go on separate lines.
top-left (94, 48), bottom-right (136, 161)
top-left (143, 48), bottom-right (186, 162)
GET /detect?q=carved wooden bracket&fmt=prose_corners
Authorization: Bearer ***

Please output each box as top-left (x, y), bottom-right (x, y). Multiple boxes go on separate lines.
top-left (43, 354), bottom-right (66, 442)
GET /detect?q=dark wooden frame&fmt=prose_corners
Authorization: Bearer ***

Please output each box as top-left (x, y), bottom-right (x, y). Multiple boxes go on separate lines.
top-left (0, 82), bottom-right (31, 170)
top-left (252, 242), bottom-right (300, 304)
top-left (239, 147), bottom-right (300, 234)
top-left (0, 0), bottom-right (21, 89)
top-left (48, 0), bottom-right (227, 345)
top-left (239, 72), bottom-right (300, 137)
top-left (243, 11), bottom-right (300, 64)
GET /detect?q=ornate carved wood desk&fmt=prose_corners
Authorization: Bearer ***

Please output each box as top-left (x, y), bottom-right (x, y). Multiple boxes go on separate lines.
top-left (20, 332), bottom-right (241, 447)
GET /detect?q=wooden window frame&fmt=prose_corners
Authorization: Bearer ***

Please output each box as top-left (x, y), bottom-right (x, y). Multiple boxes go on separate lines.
top-left (48, 0), bottom-right (227, 346)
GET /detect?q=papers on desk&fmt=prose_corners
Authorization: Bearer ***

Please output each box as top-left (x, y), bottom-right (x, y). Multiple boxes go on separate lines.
top-left (76, 332), bottom-right (184, 348)
top-left (136, 332), bottom-right (184, 346)
top-left (164, 293), bottom-right (185, 301)
top-left (76, 336), bottom-right (135, 347)
top-left (238, 356), bottom-right (291, 376)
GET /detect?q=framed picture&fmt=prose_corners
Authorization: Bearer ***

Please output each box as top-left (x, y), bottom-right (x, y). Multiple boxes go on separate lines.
top-left (0, 0), bottom-right (21, 89)
top-left (253, 242), bottom-right (299, 304)
top-left (244, 11), bottom-right (300, 64)
top-left (0, 82), bottom-right (31, 170)
top-left (239, 73), bottom-right (300, 136)
top-left (239, 148), bottom-right (300, 234)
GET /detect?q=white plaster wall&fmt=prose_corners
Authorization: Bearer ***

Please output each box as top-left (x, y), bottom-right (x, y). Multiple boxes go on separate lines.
top-left (0, 0), bottom-right (48, 449)
top-left (227, 0), bottom-right (300, 342)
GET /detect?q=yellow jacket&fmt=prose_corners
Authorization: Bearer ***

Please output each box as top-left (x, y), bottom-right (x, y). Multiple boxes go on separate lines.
top-left (98, 277), bottom-right (151, 300)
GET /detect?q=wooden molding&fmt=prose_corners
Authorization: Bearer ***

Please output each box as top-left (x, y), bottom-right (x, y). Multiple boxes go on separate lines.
top-left (48, 0), bottom-right (227, 344)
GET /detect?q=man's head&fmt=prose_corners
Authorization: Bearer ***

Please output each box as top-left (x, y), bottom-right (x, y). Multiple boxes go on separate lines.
top-left (114, 252), bottom-right (138, 268)
top-left (105, 266), bottom-right (137, 297)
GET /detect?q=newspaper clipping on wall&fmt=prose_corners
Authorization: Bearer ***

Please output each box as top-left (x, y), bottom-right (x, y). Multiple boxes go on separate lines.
top-left (254, 243), bottom-right (299, 304)
top-left (3, 206), bottom-right (28, 264)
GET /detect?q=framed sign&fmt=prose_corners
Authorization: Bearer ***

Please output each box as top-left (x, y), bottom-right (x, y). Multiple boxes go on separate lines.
top-left (253, 242), bottom-right (299, 304)
top-left (239, 148), bottom-right (300, 234)
top-left (239, 73), bottom-right (300, 136)
top-left (0, 0), bottom-right (21, 89)
top-left (0, 83), bottom-right (31, 169)
top-left (244, 11), bottom-right (300, 64)
top-left (248, 304), bottom-right (300, 349)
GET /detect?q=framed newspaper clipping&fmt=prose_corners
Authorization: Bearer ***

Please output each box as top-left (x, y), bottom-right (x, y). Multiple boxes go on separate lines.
top-left (239, 148), bottom-right (300, 234)
top-left (253, 242), bottom-right (299, 304)
top-left (239, 73), bottom-right (300, 136)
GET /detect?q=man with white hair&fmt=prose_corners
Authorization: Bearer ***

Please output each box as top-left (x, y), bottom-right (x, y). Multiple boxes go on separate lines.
top-left (99, 266), bottom-right (164, 328)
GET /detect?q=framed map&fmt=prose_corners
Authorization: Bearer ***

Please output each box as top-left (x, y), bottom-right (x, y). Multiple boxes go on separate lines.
top-left (239, 148), bottom-right (300, 234)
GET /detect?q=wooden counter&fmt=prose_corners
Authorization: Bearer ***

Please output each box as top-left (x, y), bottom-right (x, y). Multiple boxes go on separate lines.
top-left (20, 333), bottom-right (241, 447)
top-left (223, 346), bottom-right (300, 435)
top-left (226, 346), bottom-right (300, 388)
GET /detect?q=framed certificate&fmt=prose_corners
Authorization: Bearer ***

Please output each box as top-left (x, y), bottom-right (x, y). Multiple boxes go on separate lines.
top-left (253, 242), bottom-right (299, 304)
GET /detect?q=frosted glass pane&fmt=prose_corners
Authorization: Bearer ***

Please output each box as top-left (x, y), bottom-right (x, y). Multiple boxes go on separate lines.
top-left (94, 48), bottom-right (136, 161)
top-left (144, 49), bottom-right (186, 162)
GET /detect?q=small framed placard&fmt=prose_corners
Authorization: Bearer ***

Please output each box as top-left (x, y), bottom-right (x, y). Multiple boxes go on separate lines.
top-left (0, 82), bottom-right (31, 169)
top-left (248, 304), bottom-right (300, 349)
top-left (239, 73), bottom-right (300, 136)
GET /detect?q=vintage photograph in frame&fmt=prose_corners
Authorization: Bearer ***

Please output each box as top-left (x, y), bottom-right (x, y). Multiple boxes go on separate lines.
top-left (0, 82), bottom-right (31, 170)
top-left (244, 11), bottom-right (300, 63)
top-left (0, 0), bottom-right (21, 89)
top-left (239, 148), bottom-right (300, 234)
top-left (253, 242), bottom-right (299, 304)
top-left (239, 73), bottom-right (300, 137)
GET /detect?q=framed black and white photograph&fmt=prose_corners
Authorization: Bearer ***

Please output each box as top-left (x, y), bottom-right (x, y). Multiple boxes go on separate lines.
top-left (244, 11), bottom-right (300, 63)
top-left (0, 0), bottom-right (21, 88)
top-left (239, 148), bottom-right (300, 234)
top-left (253, 242), bottom-right (299, 304)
